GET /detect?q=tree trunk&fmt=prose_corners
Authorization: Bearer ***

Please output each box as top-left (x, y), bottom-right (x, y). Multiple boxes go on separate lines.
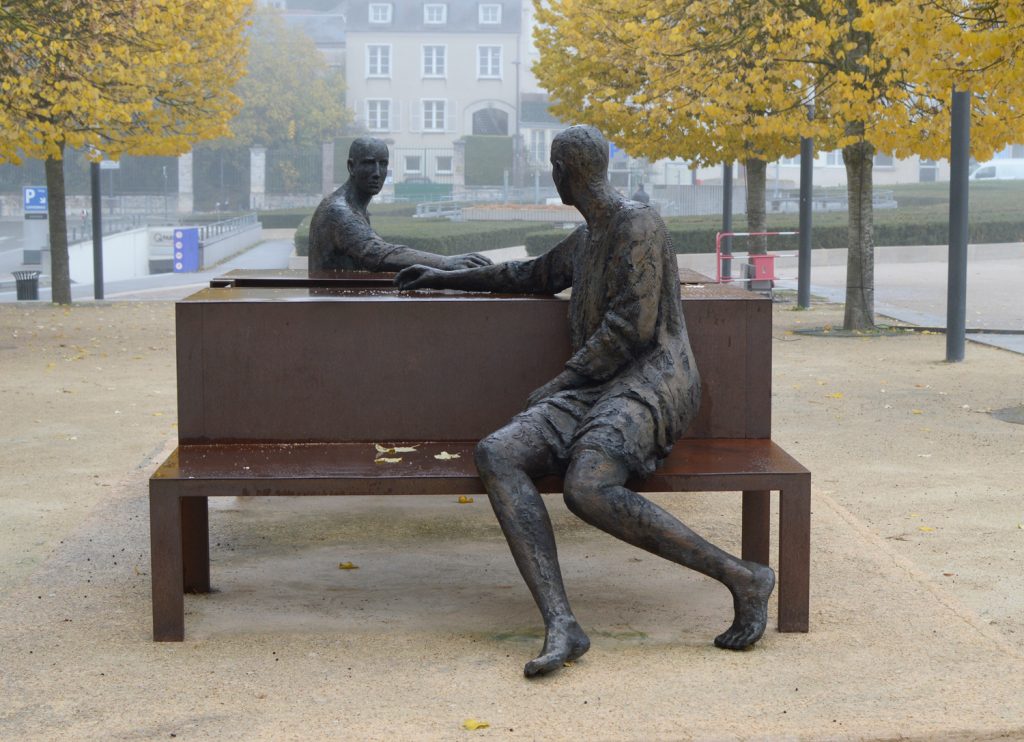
top-left (842, 140), bottom-right (875, 330)
top-left (45, 151), bottom-right (71, 305)
top-left (744, 157), bottom-right (768, 255)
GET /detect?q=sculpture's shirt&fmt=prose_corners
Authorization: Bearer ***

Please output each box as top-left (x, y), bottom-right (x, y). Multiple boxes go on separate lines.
top-left (487, 202), bottom-right (701, 472)
top-left (308, 187), bottom-right (425, 273)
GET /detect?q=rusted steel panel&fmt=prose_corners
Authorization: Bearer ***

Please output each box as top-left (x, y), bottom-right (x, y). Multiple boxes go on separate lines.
top-left (175, 280), bottom-right (772, 443)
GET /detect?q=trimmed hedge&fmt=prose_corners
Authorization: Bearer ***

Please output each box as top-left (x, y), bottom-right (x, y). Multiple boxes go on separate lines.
top-left (294, 214), bottom-right (313, 256)
top-left (262, 209), bottom-right (312, 229)
top-left (265, 201), bottom-right (420, 230)
top-left (524, 213), bottom-right (1024, 256)
top-left (294, 215), bottom-right (554, 258)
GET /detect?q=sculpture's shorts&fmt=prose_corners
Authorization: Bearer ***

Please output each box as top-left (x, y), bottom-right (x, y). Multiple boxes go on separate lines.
top-left (511, 387), bottom-right (663, 478)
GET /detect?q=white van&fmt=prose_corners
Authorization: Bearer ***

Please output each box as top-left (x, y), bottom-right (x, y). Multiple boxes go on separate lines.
top-left (969, 158), bottom-right (1024, 180)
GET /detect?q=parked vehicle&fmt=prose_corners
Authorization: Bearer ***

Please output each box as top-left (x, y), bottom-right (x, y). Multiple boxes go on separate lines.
top-left (969, 159), bottom-right (1024, 180)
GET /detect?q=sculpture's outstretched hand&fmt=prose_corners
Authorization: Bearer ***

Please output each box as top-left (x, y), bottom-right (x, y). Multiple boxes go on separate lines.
top-left (443, 253), bottom-right (492, 270)
top-left (395, 264), bottom-right (446, 290)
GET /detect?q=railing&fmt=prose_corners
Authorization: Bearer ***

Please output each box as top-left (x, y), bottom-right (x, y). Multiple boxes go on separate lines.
top-left (197, 213), bottom-right (259, 245)
top-left (766, 189), bottom-right (897, 212)
top-left (68, 213), bottom-right (152, 243)
top-left (414, 201), bottom-right (466, 219)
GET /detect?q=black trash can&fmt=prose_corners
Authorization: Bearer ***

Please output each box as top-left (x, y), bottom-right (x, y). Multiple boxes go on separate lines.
top-left (12, 270), bottom-right (41, 300)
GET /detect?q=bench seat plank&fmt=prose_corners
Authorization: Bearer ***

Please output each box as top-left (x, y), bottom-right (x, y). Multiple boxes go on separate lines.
top-left (150, 438), bottom-right (809, 641)
top-left (153, 439), bottom-right (807, 495)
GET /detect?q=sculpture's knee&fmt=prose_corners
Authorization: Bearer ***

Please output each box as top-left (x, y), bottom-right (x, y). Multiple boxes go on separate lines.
top-left (474, 434), bottom-right (505, 478)
top-left (562, 469), bottom-right (604, 520)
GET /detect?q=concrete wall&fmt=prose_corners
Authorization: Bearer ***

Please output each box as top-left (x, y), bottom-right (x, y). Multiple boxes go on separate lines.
top-left (68, 228), bottom-right (151, 285)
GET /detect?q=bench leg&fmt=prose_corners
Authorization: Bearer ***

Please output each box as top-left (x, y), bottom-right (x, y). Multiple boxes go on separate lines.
top-left (741, 490), bottom-right (770, 565)
top-left (181, 496), bottom-right (210, 594)
top-left (150, 485), bottom-right (185, 641)
top-left (778, 475), bottom-right (811, 633)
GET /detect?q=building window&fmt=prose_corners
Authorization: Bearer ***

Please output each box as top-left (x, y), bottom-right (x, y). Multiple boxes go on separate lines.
top-left (367, 45), bottom-right (391, 77)
top-left (422, 45), bottom-right (446, 78)
top-left (874, 152), bottom-right (895, 168)
top-left (778, 155), bottom-right (800, 166)
top-left (479, 3), bottom-right (501, 23)
top-left (422, 100), bottom-right (446, 131)
top-left (436, 155), bottom-right (453, 174)
top-left (478, 46), bottom-right (502, 79)
top-left (369, 3), bottom-right (392, 23)
top-left (529, 130), bottom-right (547, 165)
top-left (424, 3), bottom-right (447, 23)
top-left (366, 100), bottom-right (391, 131)
top-left (405, 155), bottom-right (422, 174)
top-left (824, 150), bottom-right (843, 167)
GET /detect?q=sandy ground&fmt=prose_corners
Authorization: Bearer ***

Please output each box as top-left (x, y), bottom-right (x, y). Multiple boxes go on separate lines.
top-left (1, 296), bottom-right (1023, 740)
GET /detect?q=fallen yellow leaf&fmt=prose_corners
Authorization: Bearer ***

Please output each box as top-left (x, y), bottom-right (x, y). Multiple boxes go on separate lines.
top-left (911, 409), bottom-right (924, 415)
top-left (375, 443), bottom-right (418, 454)
top-left (463, 719), bottom-right (489, 731)
top-left (918, 526), bottom-right (935, 533)
top-left (827, 392), bottom-right (844, 399)
top-left (338, 562), bottom-right (358, 570)
top-left (458, 496), bottom-right (474, 504)
top-left (375, 457), bottom-right (402, 464)
top-left (435, 451), bottom-right (461, 460)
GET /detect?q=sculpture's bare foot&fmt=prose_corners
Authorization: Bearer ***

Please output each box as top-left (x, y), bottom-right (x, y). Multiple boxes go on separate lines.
top-left (714, 563), bottom-right (775, 650)
top-left (524, 616), bottom-right (590, 678)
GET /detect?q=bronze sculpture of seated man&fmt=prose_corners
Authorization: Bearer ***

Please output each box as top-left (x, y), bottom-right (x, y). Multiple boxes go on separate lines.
top-left (308, 137), bottom-right (491, 275)
top-left (396, 125), bottom-right (775, 677)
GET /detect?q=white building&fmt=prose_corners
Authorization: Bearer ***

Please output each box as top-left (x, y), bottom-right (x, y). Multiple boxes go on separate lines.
top-left (344, 0), bottom-right (527, 182)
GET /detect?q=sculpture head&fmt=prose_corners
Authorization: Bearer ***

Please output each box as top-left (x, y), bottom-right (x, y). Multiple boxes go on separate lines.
top-left (550, 125), bottom-right (609, 207)
top-left (347, 137), bottom-right (389, 197)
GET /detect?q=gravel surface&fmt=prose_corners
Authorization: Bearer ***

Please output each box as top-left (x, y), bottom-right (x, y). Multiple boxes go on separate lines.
top-left (1, 297), bottom-right (1022, 740)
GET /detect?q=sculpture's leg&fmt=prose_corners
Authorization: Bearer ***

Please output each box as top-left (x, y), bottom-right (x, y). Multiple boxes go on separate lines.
top-left (563, 448), bottom-right (775, 650)
top-left (475, 428), bottom-right (590, 677)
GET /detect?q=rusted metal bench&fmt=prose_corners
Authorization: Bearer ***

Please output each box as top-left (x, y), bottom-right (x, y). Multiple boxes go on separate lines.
top-left (150, 273), bottom-right (810, 641)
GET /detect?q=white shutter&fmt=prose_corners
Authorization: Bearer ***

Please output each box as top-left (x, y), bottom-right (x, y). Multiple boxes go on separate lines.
top-left (410, 100), bottom-right (422, 133)
top-left (447, 99), bottom-right (457, 133)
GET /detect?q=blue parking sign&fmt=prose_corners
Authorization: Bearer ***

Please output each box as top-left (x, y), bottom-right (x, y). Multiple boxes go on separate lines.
top-left (23, 186), bottom-right (48, 212)
top-left (172, 227), bottom-right (200, 273)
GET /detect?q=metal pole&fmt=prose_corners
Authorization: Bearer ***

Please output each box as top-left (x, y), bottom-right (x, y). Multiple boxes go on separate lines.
top-left (90, 161), bottom-right (104, 300)
top-left (722, 163), bottom-right (733, 280)
top-left (797, 136), bottom-right (814, 308)
top-left (946, 89), bottom-right (970, 362)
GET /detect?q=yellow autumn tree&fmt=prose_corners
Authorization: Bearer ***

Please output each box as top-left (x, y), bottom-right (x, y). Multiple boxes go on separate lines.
top-left (533, 0), bottom-right (816, 255)
top-left (533, 0), bottom-right (1024, 329)
top-left (227, 8), bottom-right (351, 148)
top-left (775, 0), bottom-right (1024, 328)
top-left (0, 0), bottom-right (250, 304)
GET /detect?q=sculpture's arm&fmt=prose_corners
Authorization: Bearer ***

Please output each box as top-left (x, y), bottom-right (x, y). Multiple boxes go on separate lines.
top-left (565, 214), bottom-right (662, 383)
top-left (312, 202), bottom-right (490, 272)
top-left (370, 240), bottom-right (491, 272)
top-left (395, 228), bottom-right (580, 294)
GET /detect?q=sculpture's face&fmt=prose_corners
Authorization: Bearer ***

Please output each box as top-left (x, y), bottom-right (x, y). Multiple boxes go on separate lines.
top-left (551, 158), bottom-right (572, 206)
top-left (348, 142), bottom-right (389, 196)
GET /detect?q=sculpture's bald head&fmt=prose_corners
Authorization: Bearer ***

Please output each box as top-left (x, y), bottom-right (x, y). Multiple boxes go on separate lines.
top-left (347, 137), bottom-right (389, 197)
top-left (550, 126), bottom-right (609, 206)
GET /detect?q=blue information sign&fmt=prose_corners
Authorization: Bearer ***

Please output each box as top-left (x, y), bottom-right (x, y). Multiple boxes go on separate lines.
top-left (23, 186), bottom-right (48, 212)
top-left (172, 227), bottom-right (200, 273)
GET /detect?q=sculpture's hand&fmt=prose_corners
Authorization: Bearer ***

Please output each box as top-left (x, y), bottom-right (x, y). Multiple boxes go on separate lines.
top-left (526, 369), bottom-right (587, 409)
top-left (443, 253), bottom-right (492, 270)
top-left (395, 264), bottom-right (446, 290)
